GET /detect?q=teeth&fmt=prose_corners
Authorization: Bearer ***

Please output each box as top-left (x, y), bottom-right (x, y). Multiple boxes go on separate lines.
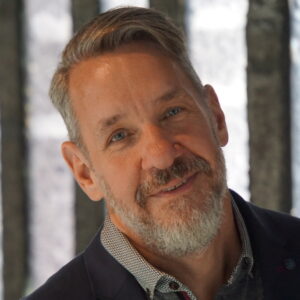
top-left (164, 178), bottom-right (187, 192)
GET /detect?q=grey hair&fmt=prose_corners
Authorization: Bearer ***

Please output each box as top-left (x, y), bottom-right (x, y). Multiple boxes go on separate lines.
top-left (49, 6), bottom-right (203, 147)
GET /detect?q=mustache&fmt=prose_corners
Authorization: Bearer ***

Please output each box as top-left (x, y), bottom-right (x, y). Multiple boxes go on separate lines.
top-left (136, 156), bottom-right (212, 206)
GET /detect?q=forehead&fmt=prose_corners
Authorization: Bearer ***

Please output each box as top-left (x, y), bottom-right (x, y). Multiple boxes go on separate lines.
top-left (69, 42), bottom-right (184, 96)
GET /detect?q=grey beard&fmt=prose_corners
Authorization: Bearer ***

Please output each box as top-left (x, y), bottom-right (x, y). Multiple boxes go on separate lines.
top-left (102, 149), bottom-right (227, 258)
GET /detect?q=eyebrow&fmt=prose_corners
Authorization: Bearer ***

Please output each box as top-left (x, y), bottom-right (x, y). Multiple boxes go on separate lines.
top-left (98, 113), bottom-right (125, 134)
top-left (97, 88), bottom-right (184, 133)
top-left (154, 87), bottom-right (183, 104)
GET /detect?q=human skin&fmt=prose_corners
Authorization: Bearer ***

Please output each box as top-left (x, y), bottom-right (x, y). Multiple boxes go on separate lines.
top-left (62, 42), bottom-right (241, 300)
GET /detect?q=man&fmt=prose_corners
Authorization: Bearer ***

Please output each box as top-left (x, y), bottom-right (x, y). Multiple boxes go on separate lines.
top-left (23, 6), bottom-right (300, 300)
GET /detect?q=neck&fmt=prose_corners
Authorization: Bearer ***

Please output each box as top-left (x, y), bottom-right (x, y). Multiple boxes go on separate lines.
top-left (132, 192), bottom-right (241, 300)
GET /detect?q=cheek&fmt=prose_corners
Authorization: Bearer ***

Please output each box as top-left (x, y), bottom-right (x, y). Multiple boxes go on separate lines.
top-left (179, 120), bottom-right (219, 156)
top-left (97, 155), bottom-right (140, 201)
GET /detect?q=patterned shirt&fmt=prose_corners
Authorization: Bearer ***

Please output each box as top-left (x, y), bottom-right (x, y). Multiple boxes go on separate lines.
top-left (101, 198), bottom-right (263, 299)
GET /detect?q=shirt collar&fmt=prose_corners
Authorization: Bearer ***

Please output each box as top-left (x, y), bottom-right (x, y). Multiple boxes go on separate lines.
top-left (100, 215), bottom-right (164, 298)
top-left (231, 197), bottom-right (254, 277)
top-left (101, 216), bottom-right (197, 299)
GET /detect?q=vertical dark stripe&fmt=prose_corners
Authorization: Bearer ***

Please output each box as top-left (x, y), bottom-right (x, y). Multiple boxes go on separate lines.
top-left (72, 0), bottom-right (100, 32)
top-left (246, 1), bottom-right (291, 212)
top-left (0, 0), bottom-right (27, 299)
top-left (149, 0), bottom-right (186, 33)
top-left (71, 0), bottom-right (105, 254)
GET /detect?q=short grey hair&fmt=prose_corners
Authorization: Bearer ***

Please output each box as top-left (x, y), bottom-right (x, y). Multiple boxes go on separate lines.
top-left (49, 6), bottom-right (203, 147)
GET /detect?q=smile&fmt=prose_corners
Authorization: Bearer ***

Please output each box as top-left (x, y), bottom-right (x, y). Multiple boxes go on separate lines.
top-left (153, 173), bottom-right (198, 197)
top-left (161, 178), bottom-right (188, 192)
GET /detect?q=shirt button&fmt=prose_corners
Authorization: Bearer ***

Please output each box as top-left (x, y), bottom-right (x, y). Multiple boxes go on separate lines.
top-left (169, 281), bottom-right (180, 290)
top-left (284, 258), bottom-right (296, 270)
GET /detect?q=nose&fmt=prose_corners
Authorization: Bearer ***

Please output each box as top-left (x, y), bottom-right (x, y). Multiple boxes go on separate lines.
top-left (140, 124), bottom-right (184, 171)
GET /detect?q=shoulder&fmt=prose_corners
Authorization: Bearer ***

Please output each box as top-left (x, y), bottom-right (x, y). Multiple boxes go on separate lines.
top-left (232, 190), bottom-right (300, 248)
top-left (240, 195), bottom-right (300, 230)
top-left (21, 254), bottom-right (95, 300)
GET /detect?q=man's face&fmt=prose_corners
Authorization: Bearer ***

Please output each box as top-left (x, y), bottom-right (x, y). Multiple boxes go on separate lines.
top-left (65, 43), bottom-right (229, 257)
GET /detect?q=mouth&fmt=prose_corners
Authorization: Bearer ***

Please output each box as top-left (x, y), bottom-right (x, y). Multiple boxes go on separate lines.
top-left (151, 172), bottom-right (198, 198)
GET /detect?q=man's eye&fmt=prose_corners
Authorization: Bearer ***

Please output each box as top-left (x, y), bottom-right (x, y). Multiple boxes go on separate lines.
top-left (110, 131), bottom-right (128, 143)
top-left (165, 107), bottom-right (183, 118)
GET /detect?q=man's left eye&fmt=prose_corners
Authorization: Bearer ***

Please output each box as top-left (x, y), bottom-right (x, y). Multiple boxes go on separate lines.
top-left (110, 131), bottom-right (128, 143)
top-left (165, 107), bottom-right (183, 118)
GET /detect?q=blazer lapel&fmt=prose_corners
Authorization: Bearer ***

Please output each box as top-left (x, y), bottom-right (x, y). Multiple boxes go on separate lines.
top-left (83, 229), bottom-right (147, 299)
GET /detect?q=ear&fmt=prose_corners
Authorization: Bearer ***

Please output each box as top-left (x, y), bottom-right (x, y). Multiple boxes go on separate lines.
top-left (61, 141), bottom-right (103, 201)
top-left (204, 84), bottom-right (228, 147)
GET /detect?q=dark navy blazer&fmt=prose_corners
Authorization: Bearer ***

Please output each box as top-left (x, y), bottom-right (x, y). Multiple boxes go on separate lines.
top-left (22, 191), bottom-right (300, 300)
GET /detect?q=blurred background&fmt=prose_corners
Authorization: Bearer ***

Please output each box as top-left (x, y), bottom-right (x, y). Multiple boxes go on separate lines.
top-left (0, 0), bottom-right (299, 299)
